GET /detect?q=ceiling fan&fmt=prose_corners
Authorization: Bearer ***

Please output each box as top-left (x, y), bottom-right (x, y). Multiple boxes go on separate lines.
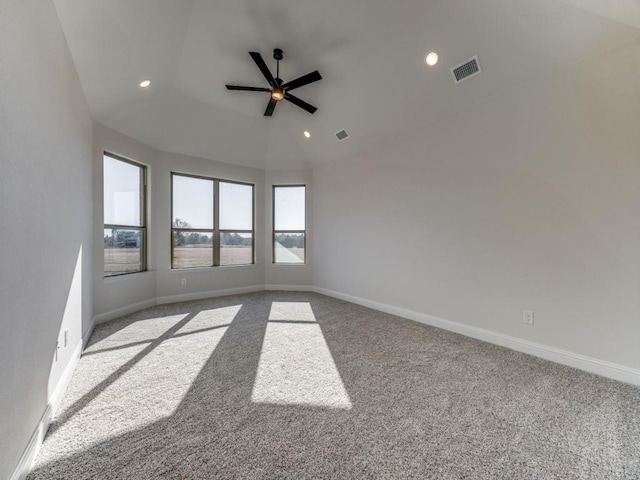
top-left (226, 48), bottom-right (322, 116)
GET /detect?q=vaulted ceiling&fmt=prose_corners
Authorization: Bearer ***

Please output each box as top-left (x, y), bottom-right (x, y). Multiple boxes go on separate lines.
top-left (53, 0), bottom-right (639, 170)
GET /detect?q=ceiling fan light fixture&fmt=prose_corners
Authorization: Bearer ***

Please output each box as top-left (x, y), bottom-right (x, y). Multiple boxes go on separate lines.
top-left (271, 89), bottom-right (284, 101)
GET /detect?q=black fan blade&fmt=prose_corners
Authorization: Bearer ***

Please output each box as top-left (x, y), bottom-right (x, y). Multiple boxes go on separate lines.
top-left (226, 85), bottom-right (271, 92)
top-left (249, 51), bottom-right (277, 88)
top-left (284, 93), bottom-right (317, 114)
top-left (264, 97), bottom-right (278, 116)
top-left (281, 70), bottom-right (322, 91)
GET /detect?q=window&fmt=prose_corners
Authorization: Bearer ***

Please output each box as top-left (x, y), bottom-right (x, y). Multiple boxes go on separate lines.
top-left (171, 174), bottom-right (214, 269)
top-left (219, 181), bottom-right (254, 266)
top-left (273, 185), bottom-right (306, 264)
top-left (171, 173), bottom-right (254, 268)
top-left (103, 153), bottom-right (146, 276)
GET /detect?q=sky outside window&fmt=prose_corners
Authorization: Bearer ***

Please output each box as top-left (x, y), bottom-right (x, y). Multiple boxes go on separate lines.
top-left (274, 186), bottom-right (305, 230)
top-left (172, 175), bottom-right (214, 229)
top-left (219, 182), bottom-right (253, 230)
top-left (104, 155), bottom-right (142, 226)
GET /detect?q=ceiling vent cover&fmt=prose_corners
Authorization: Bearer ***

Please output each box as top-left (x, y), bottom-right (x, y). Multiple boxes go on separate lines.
top-left (451, 55), bottom-right (481, 84)
top-left (335, 129), bottom-right (349, 141)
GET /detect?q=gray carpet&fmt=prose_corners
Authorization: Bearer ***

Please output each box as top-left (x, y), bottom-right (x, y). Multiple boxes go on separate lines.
top-left (28, 291), bottom-right (640, 479)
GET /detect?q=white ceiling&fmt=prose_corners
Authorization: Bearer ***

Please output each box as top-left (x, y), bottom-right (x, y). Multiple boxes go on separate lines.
top-left (52, 0), bottom-right (639, 170)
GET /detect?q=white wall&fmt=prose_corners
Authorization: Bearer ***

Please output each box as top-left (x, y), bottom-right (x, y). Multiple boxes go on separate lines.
top-left (0, 1), bottom-right (94, 478)
top-left (92, 127), bottom-right (267, 319)
top-left (93, 124), bottom-right (157, 318)
top-left (1, 6), bottom-right (634, 478)
top-left (265, 170), bottom-right (314, 287)
top-left (313, 39), bottom-right (640, 370)
top-left (154, 150), bottom-right (265, 300)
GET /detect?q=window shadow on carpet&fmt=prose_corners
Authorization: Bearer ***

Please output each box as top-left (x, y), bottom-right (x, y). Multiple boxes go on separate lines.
top-left (251, 301), bottom-right (352, 409)
top-left (44, 302), bottom-right (243, 443)
top-left (27, 292), bottom-right (640, 480)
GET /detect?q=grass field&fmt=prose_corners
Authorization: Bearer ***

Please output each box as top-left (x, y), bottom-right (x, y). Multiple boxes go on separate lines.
top-left (172, 246), bottom-right (253, 268)
top-left (105, 246), bottom-right (304, 274)
top-left (104, 248), bottom-right (142, 275)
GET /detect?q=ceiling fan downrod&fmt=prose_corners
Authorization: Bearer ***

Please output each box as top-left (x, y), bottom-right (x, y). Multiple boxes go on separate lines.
top-left (274, 48), bottom-right (283, 87)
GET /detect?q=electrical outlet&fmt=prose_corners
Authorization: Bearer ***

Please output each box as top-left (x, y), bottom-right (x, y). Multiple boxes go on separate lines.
top-left (181, 278), bottom-right (187, 286)
top-left (523, 310), bottom-right (534, 325)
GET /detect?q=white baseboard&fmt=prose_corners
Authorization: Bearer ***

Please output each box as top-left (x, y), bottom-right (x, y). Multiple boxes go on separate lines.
top-left (93, 283), bottom-right (640, 387)
top-left (10, 341), bottom-right (83, 480)
top-left (93, 298), bottom-right (158, 325)
top-left (49, 341), bottom-right (83, 419)
top-left (264, 284), bottom-right (315, 292)
top-left (9, 405), bottom-right (52, 480)
top-left (93, 285), bottom-right (310, 325)
top-left (156, 285), bottom-right (264, 305)
top-left (82, 319), bottom-right (96, 348)
top-left (313, 286), bottom-right (640, 387)
top-left (13, 284), bottom-right (640, 480)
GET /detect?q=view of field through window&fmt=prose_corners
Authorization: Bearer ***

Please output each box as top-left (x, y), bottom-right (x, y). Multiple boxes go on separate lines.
top-left (171, 174), bottom-right (254, 268)
top-left (104, 159), bottom-right (307, 273)
top-left (103, 154), bottom-right (146, 276)
top-left (274, 186), bottom-right (306, 263)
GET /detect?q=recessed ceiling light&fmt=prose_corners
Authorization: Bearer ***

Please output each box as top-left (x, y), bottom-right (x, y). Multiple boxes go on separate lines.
top-left (139, 80), bottom-right (151, 88)
top-left (304, 131), bottom-right (311, 138)
top-left (425, 51), bottom-right (439, 67)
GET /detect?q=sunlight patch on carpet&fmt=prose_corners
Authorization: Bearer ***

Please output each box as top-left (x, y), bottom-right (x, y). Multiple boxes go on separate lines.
top-left (268, 301), bottom-right (316, 322)
top-left (47, 327), bottom-right (228, 455)
top-left (253, 302), bottom-right (352, 409)
top-left (42, 306), bottom-right (241, 460)
top-left (88, 314), bottom-right (189, 351)
top-left (175, 305), bottom-right (242, 334)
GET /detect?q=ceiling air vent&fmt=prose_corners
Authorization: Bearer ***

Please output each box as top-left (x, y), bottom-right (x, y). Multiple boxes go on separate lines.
top-left (451, 55), bottom-right (481, 84)
top-left (335, 129), bottom-right (349, 141)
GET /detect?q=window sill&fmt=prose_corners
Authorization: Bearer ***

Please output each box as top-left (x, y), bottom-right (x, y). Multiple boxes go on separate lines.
top-left (168, 264), bottom-right (259, 273)
top-left (102, 270), bottom-right (155, 283)
top-left (270, 263), bottom-right (309, 267)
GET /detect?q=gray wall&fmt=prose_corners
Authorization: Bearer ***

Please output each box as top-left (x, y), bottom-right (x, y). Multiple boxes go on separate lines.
top-left (2, 2), bottom-right (637, 478)
top-left (93, 124), bottom-right (157, 317)
top-left (313, 39), bottom-right (640, 370)
top-left (0, 1), bottom-right (94, 478)
top-left (93, 125), bottom-right (274, 319)
top-left (153, 150), bottom-right (266, 299)
top-left (265, 169), bottom-right (314, 287)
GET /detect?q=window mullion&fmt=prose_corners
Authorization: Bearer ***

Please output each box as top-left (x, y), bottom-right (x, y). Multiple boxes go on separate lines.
top-left (272, 185), bottom-right (276, 264)
top-left (213, 179), bottom-right (220, 267)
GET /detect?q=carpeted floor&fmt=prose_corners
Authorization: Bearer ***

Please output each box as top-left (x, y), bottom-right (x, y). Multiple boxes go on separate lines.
top-left (29, 291), bottom-right (640, 479)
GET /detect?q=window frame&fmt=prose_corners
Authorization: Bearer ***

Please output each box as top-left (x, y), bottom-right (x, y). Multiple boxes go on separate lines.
top-left (272, 184), bottom-right (307, 265)
top-left (103, 151), bottom-right (147, 277)
top-left (170, 172), bottom-right (255, 269)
